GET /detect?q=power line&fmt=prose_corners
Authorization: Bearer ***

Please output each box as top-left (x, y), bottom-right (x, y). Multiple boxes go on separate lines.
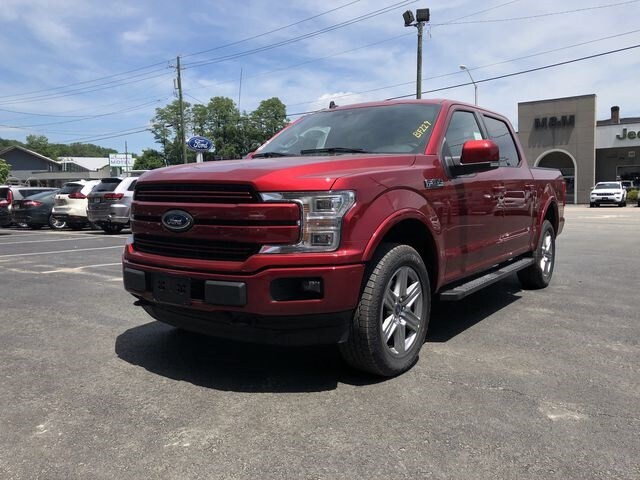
top-left (431, 0), bottom-right (639, 25)
top-left (29, 43), bottom-right (640, 146)
top-left (182, 0), bottom-right (418, 69)
top-left (182, 0), bottom-right (362, 59)
top-left (386, 43), bottom-right (640, 100)
top-left (283, 28), bottom-right (640, 110)
top-left (0, 1), bottom-right (363, 103)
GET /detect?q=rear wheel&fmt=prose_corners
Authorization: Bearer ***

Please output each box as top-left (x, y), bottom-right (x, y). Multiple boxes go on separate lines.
top-left (339, 243), bottom-right (430, 377)
top-left (518, 220), bottom-right (555, 289)
top-left (48, 214), bottom-right (66, 230)
top-left (102, 224), bottom-right (123, 234)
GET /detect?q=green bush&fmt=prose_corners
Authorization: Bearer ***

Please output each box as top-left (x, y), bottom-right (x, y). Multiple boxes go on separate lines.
top-left (626, 189), bottom-right (638, 202)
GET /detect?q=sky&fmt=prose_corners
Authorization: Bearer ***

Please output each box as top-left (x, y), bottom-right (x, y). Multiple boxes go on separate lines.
top-left (0, 0), bottom-right (639, 155)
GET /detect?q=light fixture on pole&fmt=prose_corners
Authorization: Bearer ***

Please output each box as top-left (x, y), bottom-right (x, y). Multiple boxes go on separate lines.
top-left (403, 8), bottom-right (430, 99)
top-left (459, 64), bottom-right (478, 106)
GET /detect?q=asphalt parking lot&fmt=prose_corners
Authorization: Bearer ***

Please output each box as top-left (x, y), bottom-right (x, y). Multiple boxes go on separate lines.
top-left (1, 205), bottom-right (638, 480)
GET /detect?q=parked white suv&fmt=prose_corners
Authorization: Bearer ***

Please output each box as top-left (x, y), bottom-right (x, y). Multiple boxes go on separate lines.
top-left (52, 180), bottom-right (100, 229)
top-left (589, 181), bottom-right (627, 207)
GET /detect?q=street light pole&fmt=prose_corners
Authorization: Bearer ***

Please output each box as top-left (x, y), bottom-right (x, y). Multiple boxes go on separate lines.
top-left (459, 65), bottom-right (478, 106)
top-left (403, 8), bottom-right (430, 100)
top-left (416, 22), bottom-right (423, 99)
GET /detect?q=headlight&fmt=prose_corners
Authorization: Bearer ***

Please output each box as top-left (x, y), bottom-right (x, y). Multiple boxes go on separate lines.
top-left (259, 190), bottom-right (355, 253)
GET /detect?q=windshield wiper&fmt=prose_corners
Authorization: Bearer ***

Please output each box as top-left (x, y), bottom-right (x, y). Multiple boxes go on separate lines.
top-left (252, 151), bottom-right (291, 158)
top-left (300, 147), bottom-right (369, 155)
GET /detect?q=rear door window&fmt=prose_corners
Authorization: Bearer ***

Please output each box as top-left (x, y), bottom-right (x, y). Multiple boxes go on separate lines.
top-left (95, 179), bottom-right (122, 192)
top-left (59, 184), bottom-right (84, 195)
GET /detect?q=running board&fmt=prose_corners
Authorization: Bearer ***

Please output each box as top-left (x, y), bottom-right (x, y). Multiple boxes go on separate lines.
top-left (438, 257), bottom-right (535, 301)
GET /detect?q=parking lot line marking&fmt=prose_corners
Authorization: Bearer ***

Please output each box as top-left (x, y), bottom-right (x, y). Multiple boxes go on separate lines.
top-left (0, 231), bottom-right (100, 238)
top-left (0, 245), bottom-right (124, 258)
top-left (0, 237), bottom-right (125, 246)
top-left (41, 263), bottom-right (122, 273)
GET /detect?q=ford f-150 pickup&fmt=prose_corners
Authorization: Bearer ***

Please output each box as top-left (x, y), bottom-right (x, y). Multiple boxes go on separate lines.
top-left (123, 99), bottom-right (565, 376)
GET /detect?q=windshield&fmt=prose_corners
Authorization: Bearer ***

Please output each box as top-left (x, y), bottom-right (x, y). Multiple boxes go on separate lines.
top-left (595, 182), bottom-right (620, 189)
top-left (255, 103), bottom-right (441, 157)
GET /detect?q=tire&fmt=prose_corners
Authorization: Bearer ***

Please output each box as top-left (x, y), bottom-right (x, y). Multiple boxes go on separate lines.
top-left (48, 214), bottom-right (66, 230)
top-left (68, 223), bottom-right (85, 230)
top-left (620, 201), bottom-right (626, 207)
top-left (517, 220), bottom-right (555, 290)
top-left (102, 224), bottom-right (124, 234)
top-left (589, 203), bottom-right (594, 208)
top-left (339, 243), bottom-right (430, 377)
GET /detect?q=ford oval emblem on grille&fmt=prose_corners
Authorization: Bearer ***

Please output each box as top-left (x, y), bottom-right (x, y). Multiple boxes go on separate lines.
top-left (161, 210), bottom-right (194, 232)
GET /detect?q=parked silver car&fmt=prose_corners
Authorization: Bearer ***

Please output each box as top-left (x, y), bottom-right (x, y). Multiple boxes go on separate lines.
top-left (86, 177), bottom-right (137, 234)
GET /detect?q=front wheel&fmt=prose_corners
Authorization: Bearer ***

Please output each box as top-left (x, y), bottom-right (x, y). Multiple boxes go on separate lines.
top-left (339, 244), bottom-right (430, 377)
top-left (518, 220), bottom-right (555, 289)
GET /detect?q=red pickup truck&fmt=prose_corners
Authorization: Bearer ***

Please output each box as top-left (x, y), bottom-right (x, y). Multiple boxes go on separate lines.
top-left (123, 99), bottom-right (565, 376)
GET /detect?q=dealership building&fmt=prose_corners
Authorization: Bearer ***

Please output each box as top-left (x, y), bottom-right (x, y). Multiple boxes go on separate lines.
top-left (518, 94), bottom-right (640, 204)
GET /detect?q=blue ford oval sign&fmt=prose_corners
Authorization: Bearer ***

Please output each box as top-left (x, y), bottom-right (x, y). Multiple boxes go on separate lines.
top-left (187, 136), bottom-right (214, 152)
top-left (161, 210), bottom-right (194, 232)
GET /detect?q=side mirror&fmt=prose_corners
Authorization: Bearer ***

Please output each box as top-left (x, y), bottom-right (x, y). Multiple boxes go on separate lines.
top-left (450, 139), bottom-right (500, 176)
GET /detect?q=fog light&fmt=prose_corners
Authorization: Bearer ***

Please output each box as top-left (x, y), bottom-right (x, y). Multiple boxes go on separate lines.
top-left (302, 279), bottom-right (322, 294)
top-left (270, 278), bottom-right (324, 301)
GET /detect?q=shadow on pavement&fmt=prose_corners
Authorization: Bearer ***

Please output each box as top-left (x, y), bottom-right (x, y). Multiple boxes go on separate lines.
top-left (428, 277), bottom-right (523, 342)
top-left (115, 277), bottom-right (523, 392)
top-left (115, 321), bottom-right (384, 393)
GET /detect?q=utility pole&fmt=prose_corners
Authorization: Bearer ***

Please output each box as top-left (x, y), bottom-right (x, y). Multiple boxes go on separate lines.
top-left (416, 22), bottom-right (423, 99)
top-left (176, 56), bottom-right (188, 164)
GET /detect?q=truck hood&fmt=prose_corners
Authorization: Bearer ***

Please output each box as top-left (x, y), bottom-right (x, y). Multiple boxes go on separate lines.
top-left (138, 154), bottom-right (415, 191)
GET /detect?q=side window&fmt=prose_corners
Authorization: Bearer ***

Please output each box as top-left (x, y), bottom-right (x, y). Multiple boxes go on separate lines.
top-left (483, 116), bottom-right (520, 167)
top-left (128, 180), bottom-right (137, 191)
top-left (443, 111), bottom-right (483, 164)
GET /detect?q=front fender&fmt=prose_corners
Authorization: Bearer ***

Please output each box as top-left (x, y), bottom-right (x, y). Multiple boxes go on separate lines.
top-left (344, 187), bottom-right (444, 276)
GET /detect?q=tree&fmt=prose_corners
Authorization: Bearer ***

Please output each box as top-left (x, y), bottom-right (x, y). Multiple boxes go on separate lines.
top-left (134, 149), bottom-right (165, 170)
top-left (0, 158), bottom-right (10, 184)
top-left (26, 134), bottom-right (59, 159)
top-left (148, 95), bottom-right (289, 161)
top-left (150, 100), bottom-right (193, 165)
top-left (250, 97), bottom-right (288, 142)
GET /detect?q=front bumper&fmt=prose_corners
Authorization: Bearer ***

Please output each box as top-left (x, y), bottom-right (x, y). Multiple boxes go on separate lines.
top-left (590, 195), bottom-right (624, 204)
top-left (122, 259), bottom-right (365, 345)
top-left (52, 213), bottom-right (88, 223)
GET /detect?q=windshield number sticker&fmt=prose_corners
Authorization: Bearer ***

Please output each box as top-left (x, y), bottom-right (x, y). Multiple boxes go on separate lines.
top-left (413, 120), bottom-right (432, 139)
